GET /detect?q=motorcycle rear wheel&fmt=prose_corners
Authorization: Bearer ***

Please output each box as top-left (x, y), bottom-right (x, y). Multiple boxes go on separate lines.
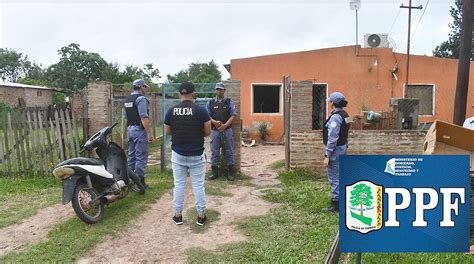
top-left (72, 183), bottom-right (104, 224)
top-left (128, 168), bottom-right (146, 195)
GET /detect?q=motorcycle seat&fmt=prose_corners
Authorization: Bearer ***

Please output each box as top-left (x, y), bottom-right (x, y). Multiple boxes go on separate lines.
top-left (57, 157), bottom-right (104, 167)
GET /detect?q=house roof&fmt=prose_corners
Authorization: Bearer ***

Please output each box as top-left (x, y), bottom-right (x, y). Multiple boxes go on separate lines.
top-left (0, 82), bottom-right (54, 90)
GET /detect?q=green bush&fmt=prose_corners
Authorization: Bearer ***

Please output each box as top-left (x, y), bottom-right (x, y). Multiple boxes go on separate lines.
top-left (52, 92), bottom-right (67, 107)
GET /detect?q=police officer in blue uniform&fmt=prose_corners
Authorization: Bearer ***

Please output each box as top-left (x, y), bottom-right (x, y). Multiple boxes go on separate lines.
top-left (124, 79), bottom-right (154, 189)
top-left (323, 92), bottom-right (350, 212)
top-left (164, 81), bottom-right (211, 226)
top-left (207, 82), bottom-right (237, 181)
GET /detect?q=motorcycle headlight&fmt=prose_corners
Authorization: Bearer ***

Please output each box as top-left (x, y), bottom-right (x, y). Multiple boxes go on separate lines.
top-left (53, 167), bottom-right (75, 180)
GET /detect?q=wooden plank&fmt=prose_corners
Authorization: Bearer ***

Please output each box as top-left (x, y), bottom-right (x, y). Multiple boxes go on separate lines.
top-left (3, 111), bottom-right (11, 176)
top-left (0, 112), bottom-right (4, 175)
top-left (12, 111), bottom-right (22, 174)
top-left (37, 110), bottom-right (49, 174)
top-left (55, 110), bottom-right (65, 161)
top-left (59, 109), bottom-right (70, 159)
top-left (49, 117), bottom-right (58, 166)
top-left (71, 108), bottom-right (81, 156)
top-left (7, 112), bottom-right (17, 175)
top-left (22, 111), bottom-right (33, 174)
top-left (16, 111), bottom-right (26, 174)
top-left (43, 110), bottom-right (54, 169)
top-left (122, 108), bottom-right (126, 149)
top-left (33, 110), bottom-right (44, 175)
top-left (16, 111), bottom-right (27, 175)
top-left (18, 111), bottom-right (28, 174)
top-left (26, 111), bottom-right (37, 174)
top-left (65, 109), bottom-right (76, 157)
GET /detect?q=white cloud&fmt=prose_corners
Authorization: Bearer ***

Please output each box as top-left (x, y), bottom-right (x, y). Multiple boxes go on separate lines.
top-left (1, 0), bottom-right (454, 81)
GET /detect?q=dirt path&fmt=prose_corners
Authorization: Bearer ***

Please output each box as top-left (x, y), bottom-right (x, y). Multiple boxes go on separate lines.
top-left (77, 145), bottom-right (284, 263)
top-left (0, 203), bottom-right (74, 257)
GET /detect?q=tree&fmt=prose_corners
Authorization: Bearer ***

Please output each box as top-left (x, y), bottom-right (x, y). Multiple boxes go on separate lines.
top-left (52, 92), bottom-right (67, 107)
top-left (433, 0), bottom-right (462, 58)
top-left (349, 183), bottom-right (373, 216)
top-left (45, 43), bottom-right (108, 94)
top-left (104, 63), bottom-right (161, 85)
top-left (167, 60), bottom-right (222, 83)
top-left (143, 63), bottom-right (161, 81)
top-left (0, 48), bottom-right (30, 82)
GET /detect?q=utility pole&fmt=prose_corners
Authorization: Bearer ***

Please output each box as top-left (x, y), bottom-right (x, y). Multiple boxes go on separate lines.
top-left (350, 0), bottom-right (361, 55)
top-left (453, 0), bottom-right (473, 125)
top-left (400, 0), bottom-right (422, 90)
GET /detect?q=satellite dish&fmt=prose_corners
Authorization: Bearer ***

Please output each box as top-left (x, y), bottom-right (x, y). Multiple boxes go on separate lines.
top-left (367, 34), bottom-right (381, 48)
top-left (350, 0), bottom-right (361, 10)
top-left (463, 117), bottom-right (474, 130)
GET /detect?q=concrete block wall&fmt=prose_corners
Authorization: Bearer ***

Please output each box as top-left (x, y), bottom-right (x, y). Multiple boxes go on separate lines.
top-left (86, 81), bottom-right (112, 137)
top-left (0, 86), bottom-right (32, 107)
top-left (347, 130), bottom-right (427, 155)
top-left (112, 89), bottom-right (162, 126)
top-left (290, 130), bottom-right (427, 175)
top-left (224, 80), bottom-right (242, 171)
top-left (71, 94), bottom-right (83, 124)
top-left (290, 81), bottom-right (313, 133)
top-left (24, 89), bottom-right (53, 107)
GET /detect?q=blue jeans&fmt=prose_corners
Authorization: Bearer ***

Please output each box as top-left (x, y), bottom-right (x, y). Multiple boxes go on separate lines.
top-left (127, 126), bottom-right (148, 178)
top-left (210, 129), bottom-right (234, 166)
top-left (327, 145), bottom-right (347, 201)
top-left (171, 151), bottom-right (206, 215)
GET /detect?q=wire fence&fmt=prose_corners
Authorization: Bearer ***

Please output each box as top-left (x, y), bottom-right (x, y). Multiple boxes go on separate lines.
top-left (311, 83), bottom-right (442, 131)
top-left (160, 83), bottom-right (217, 169)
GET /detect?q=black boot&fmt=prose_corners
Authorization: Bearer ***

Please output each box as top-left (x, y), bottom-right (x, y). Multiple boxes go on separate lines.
top-left (209, 166), bottom-right (219, 180)
top-left (141, 177), bottom-right (149, 189)
top-left (227, 165), bottom-right (235, 181)
top-left (322, 199), bottom-right (339, 212)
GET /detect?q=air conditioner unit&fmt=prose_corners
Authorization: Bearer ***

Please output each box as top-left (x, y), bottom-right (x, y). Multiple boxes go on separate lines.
top-left (364, 34), bottom-right (390, 48)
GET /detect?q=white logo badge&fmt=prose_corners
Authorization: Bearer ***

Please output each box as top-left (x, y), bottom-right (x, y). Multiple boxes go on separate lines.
top-left (346, 181), bottom-right (383, 234)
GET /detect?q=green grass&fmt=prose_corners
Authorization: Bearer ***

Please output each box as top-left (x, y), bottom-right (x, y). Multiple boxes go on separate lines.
top-left (268, 159), bottom-right (285, 171)
top-left (1, 172), bottom-right (173, 263)
top-left (186, 208), bottom-right (221, 234)
top-left (189, 168), bottom-right (474, 263)
top-left (0, 176), bottom-right (61, 228)
top-left (186, 169), bottom-right (339, 263)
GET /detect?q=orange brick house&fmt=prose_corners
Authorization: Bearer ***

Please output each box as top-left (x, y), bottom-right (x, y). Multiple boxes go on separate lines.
top-left (228, 45), bottom-right (474, 142)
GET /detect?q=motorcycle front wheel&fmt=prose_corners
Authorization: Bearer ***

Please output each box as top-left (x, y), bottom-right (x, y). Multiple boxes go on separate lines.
top-left (72, 183), bottom-right (104, 224)
top-left (128, 168), bottom-right (146, 195)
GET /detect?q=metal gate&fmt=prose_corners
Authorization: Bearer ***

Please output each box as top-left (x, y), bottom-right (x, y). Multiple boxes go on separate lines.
top-left (160, 83), bottom-right (216, 170)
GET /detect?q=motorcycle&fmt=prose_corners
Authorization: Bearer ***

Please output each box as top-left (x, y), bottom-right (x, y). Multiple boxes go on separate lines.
top-left (52, 123), bottom-right (146, 224)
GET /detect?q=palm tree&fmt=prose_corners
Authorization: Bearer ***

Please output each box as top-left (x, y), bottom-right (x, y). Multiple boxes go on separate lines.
top-left (350, 183), bottom-right (373, 216)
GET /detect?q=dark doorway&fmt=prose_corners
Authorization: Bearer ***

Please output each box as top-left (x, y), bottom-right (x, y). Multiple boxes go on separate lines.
top-left (312, 84), bottom-right (327, 130)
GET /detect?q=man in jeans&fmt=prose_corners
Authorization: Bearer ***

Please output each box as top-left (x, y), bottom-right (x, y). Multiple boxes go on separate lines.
top-left (164, 81), bottom-right (211, 226)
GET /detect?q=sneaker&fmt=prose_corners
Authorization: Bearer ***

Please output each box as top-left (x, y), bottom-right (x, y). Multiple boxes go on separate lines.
top-left (196, 215), bottom-right (207, 226)
top-left (172, 215), bottom-right (183, 225)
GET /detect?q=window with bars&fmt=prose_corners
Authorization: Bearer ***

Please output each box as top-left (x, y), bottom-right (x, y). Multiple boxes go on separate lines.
top-left (404, 84), bottom-right (434, 116)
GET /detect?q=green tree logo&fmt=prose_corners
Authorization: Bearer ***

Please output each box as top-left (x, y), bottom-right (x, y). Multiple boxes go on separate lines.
top-left (350, 183), bottom-right (373, 216)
